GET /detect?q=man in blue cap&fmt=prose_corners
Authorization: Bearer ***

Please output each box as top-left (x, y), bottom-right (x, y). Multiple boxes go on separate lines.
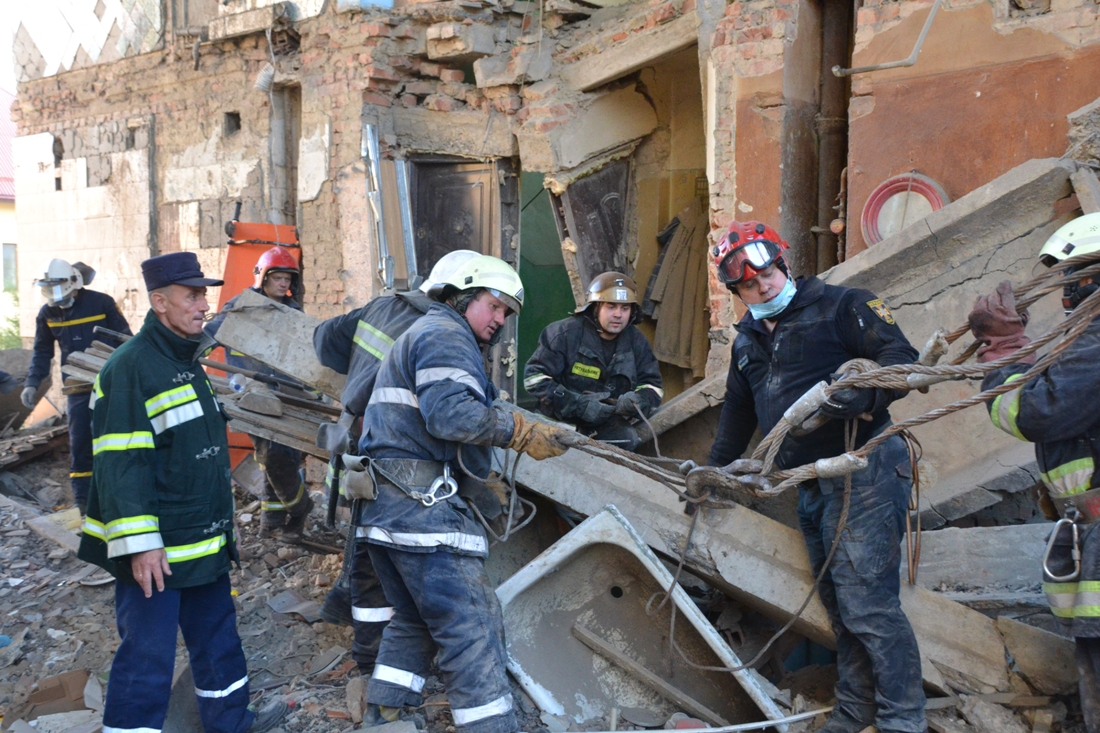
top-left (77, 252), bottom-right (286, 733)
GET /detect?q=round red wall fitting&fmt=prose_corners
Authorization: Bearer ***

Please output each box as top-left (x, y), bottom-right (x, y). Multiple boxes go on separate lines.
top-left (860, 173), bottom-right (950, 245)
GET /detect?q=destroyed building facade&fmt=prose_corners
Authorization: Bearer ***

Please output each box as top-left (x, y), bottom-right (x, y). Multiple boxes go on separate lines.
top-left (9, 0), bottom-right (1100, 519)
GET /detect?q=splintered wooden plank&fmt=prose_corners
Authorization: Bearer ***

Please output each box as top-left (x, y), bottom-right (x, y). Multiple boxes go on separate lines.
top-left (211, 289), bottom-right (346, 401)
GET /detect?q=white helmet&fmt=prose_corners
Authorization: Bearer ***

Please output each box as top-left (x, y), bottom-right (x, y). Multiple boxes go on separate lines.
top-left (36, 259), bottom-right (84, 307)
top-left (419, 250), bottom-right (480, 293)
top-left (1038, 212), bottom-right (1100, 267)
top-left (429, 254), bottom-right (524, 315)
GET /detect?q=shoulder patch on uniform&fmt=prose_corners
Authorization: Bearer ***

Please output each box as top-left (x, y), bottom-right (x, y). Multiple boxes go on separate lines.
top-left (571, 362), bottom-right (601, 380)
top-left (737, 355), bottom-right (749, 371)
top-left (865, 298), bottom-right (895, 325)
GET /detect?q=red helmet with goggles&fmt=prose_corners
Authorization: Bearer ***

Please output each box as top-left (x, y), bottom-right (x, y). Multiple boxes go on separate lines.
top-left (712, 220), bottom-right (789, 289)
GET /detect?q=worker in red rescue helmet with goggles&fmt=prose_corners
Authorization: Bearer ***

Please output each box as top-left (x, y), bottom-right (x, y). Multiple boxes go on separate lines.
top-left (707, 221), bottom-right (924, 733)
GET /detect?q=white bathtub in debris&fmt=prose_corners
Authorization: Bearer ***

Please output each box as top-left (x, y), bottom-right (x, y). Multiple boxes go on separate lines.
top-left (496, 506), bottom-right (791, 731)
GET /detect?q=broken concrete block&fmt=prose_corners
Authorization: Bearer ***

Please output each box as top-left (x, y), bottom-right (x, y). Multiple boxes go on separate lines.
top-left (426, 22), bottom-right (496, 63)
top-left (994, 618), bottom-right (1077, 695)
top-left (473, 43), bottom-right (552, 88)
top-left (517, 86), bottom-right (658, 171)
top-left (238, 387), bottom-right (283, 417)
top-left (959, 696), bottom-right (1028, 733)
top-left (391, 106), bottom-right (517, 159)
top-left (911, 524), bottom-right (1047, 591)
top-left (208, 3), bottom-right (290, 41)
top-left (931, 487), bottom-right (1002, 523)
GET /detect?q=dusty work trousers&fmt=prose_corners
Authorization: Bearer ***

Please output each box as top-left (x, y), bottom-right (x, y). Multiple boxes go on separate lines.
top-left (1078, 638), bottom-right (1100, 733)
top-left (365, 543), bottom-right (517, 733)
top-left (348, 530), bottom-right (394, 669)
top-left (798, 435), bottom-right (926, 733)
top-left (252, 437), bottom-right (307, 525)
top-left (103, 574), bottom-right (254, 733)
top-left (67, 393), bottom-right (93, 511)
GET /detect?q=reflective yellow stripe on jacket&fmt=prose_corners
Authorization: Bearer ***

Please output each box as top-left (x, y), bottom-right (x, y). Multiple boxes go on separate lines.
top-left (145, 385), bottom-right (203, 435)
top-left (105, 514), bottom-right (159, 540)
top-left (1041, 457), bottom-right (1096, 498)
top-left (92, 432), bottom-right (155, 455)
top-left (165, 534), bottom-right (227, 563)
top-left (1045, 580), bottom-right (1100, 619)
top-left (354, 320), bottom-right (396, 361)
top-left (46, 313), bottom-right (106, 328)
top-left (989, 374), bottom-right (1027, 441)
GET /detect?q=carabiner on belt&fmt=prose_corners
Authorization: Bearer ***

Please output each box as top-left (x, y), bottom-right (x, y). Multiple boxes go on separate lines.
top-left (1043, 514), bottom-right (1082, 582)
top-left (411, 465), bottom-right (459, 507)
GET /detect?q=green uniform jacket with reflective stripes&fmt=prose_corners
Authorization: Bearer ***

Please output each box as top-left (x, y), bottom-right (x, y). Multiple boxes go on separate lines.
top-left (77, 310), bottom-right (236, 589)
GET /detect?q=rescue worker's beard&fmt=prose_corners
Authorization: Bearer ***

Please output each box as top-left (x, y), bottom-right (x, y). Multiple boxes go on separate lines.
top-left (448, 288), bottom-right (504, 345)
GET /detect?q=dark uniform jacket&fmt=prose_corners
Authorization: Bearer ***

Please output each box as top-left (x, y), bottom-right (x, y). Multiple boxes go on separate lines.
top-left (523, 314), bottom-right (664, 431)
top-left (78, 310), bottom-right (236, 588)
top-left (27, 289), bottom-right (131, 389)
top-left (983, 316), bottom-right (1100, 635)
top-left (357, 303), bottom-right (515, 558)
top-left (313, 291), bottom-right (432, 417)
top-left (708, 276), bottom-right (918, 470)
top-left (204, 287), bottom-right (303, 381)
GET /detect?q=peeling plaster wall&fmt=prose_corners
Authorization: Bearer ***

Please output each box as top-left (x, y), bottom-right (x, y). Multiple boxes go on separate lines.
top-left (845, 0), bottom-right (1100, 255)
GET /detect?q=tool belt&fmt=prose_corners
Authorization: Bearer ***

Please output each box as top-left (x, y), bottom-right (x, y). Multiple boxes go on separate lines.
top-left (1057, 487), bottom-right (1100, 525)
top-left (344, 456), bottom-right (457, 507)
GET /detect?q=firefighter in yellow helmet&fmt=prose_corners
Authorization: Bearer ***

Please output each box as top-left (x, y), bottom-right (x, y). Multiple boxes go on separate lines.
top-left (523, 271), bottom-right (663, 451)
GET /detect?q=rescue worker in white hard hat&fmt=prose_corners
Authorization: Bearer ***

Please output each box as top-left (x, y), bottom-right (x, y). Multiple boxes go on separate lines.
top-left (205, 246), bottom-right (313, 537)
top-left (971, 211), bottom-right (1100, 733)
top-left (353, 254), bottom-right (568, 732)
top-left (310, 249), bottom-right (480, 673)
top-left (25, 259), bottom-right (132, 513)
top-left (523, 272), bottom-right (663, 451)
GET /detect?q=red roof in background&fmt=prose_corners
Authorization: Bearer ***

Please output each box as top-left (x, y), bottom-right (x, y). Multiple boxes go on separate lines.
top-left (0, 88), bottom-right (14, 201)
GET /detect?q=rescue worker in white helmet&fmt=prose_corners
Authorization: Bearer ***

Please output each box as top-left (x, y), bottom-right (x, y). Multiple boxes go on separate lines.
top-left (353, 254), bottom-right (568, 731)
top-left (311, 249), bottom-right (479, 673)
top-left (205, 245), bottom-right (313, 537)
top-left (523, 272), bottom-right (663, 451)
top-left (25, 259), bottom-right (132, 513)
top-left (971, 211), bottom-right (1100, 732)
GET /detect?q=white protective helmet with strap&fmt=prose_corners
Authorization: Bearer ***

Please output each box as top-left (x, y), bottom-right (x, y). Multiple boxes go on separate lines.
top-left (36, 259), bottom-right (84, 308)
top-left (1038, 212), bottom-right (1100, 312)
top-left (429, 254), bottom-right (524, 315)
top-left (419, 249), bottom-right (480, 293)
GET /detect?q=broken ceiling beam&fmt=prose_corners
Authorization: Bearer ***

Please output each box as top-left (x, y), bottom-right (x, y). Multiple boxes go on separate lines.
top-left (560, 11), bottom-right (699, 92)
top-left (504, 441), bottom-right (1024, 695)
top-left (643, 370), bottom-right (726, 438)
top-left (426, 21), bottom-right (496, 63)
top-left (208, 3), bottom-right (290, 41)
top-left (517, 86), bottom-right (658, 170)
top-left (392, 106), bottom-right (517, 158)
top-left (1071, 167), bottom-right (1100, 214)
top-left (212, 288), bottom-right (346, 402)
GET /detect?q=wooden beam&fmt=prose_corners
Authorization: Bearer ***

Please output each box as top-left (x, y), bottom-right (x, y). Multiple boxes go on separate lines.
top-left (644, 370), bottom-right (726, 437)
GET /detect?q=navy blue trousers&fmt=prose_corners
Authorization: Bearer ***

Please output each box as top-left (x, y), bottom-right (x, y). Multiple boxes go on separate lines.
top-left (365, 544), bottom-right (516, 733)
top-left (798, 436), bottom-right (926, 733)
top-left (350, 534), bottom-right (392, 669)
top-left (104, 574), bottom-right (254, 733)
top-left (67, 393), bottom-right (92, 510)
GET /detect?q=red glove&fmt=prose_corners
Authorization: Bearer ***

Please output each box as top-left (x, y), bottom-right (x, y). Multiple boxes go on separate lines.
top-left (968, 281), bottom-right (1034, 363)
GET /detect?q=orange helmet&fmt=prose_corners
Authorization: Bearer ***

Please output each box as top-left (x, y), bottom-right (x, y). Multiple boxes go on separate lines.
top-left (253, 246), bottom-right (300, 293)
top-left (712, 221), bottom-right (789, 290)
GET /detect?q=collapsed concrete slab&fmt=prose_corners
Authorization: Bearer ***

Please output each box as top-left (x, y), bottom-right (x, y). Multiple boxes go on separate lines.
top-left (910, 524), bottom-right (1048, 591)
top-left (503, 442), bottom-right (1071, 696)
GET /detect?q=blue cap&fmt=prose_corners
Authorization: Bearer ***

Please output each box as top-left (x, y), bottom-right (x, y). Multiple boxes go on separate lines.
top-left (141, 252), bottom-right (224, 291)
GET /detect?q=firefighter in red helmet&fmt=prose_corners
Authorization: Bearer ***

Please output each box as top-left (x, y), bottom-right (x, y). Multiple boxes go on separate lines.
top-left (205, 246), bottom-right (313, 538)
top-left (708, 220), bottom-right (926, 733)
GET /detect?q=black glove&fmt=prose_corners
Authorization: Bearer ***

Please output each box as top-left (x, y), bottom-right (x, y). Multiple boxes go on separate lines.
top-left (819, 387), bottom-right (876, 421)
top-left (578, 393), bottom-right (616, 425)
top-left (614, 391), bottom-right (644, 418)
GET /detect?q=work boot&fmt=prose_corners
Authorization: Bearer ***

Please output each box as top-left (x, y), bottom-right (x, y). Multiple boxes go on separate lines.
top-left (260, 510), bottom-right (286, 537)
top-left (282, 492), bottom-right (315, 536)
top-left (248, 700), bottom-right (290, 733)
top-left (817, 710), bottom-right (875, 733)
top-left (320, 583), bottom-right (354, 627)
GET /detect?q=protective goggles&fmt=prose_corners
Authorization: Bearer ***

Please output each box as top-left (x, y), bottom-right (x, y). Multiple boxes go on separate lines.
top-left (717, 240), bottom-right (783, 285)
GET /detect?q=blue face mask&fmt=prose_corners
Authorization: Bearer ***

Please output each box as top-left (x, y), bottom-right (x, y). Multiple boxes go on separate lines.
top-left (746, 277), bottom-right (797, 321)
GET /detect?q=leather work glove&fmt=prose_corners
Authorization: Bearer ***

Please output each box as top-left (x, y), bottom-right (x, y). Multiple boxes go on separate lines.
top-left (819, 387), bottom-right (876, 421)
top-left (578, 392), bottom-right (616, 425)
top-left (508, 412), bottom-right (569, 461)
top-left (20, 386), bottom-right (36, 409)
top-left (968, 280), bottom-right (1034, 364)
top-left (614, 391), bottom-right (644, 418)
